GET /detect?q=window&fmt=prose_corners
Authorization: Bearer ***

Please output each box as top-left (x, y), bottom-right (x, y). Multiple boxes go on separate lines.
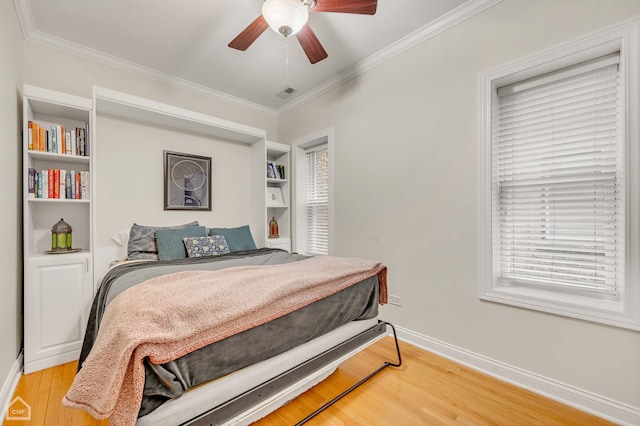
top-left (295, 131), bottom-right (332, 256)
top-left (305, 145), bottom-right (329, 255)
top-left (479, 20), bottom-right (640, 330)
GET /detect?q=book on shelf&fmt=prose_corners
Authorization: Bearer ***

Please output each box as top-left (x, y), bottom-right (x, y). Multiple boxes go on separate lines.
top-left (266, 162), bottom-right (275, 179)
top-left (266, 162), bottom-right (286, 180)
top-left (27, 168), bottom-right (35, 198)
top-left (30, 168), bottom-right (89, 200)
top-left (37, 172), bottom-right (43, 198)
top-left (27, 120), bottom-right (89, 157)
top-left (47, 169), bottom-right (54, 198)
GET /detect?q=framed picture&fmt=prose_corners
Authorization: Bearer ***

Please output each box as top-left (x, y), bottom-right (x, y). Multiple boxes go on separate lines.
top-left (164, 151), bottom-right (211, 211)
top-left (266, 187), bottom-right (285, 207)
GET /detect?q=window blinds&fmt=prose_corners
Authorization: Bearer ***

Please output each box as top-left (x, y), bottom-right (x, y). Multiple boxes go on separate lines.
top-left (306, 146), bottom-right (329, 255)
top-left (493, 53), bottom-right (624, 296)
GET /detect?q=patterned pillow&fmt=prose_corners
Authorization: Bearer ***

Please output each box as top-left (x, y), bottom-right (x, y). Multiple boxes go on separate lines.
top-left (127, 221), bottom-right (199, 260)
top-left (183, 235), bottom-right (230, 258)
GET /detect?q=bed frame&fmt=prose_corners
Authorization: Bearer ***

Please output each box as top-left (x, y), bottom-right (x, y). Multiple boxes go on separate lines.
top-left (182, 321), bottom-right (401, 426)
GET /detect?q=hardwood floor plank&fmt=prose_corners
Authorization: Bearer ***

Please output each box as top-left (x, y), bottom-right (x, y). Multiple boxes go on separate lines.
top-left (8, 368), bottom-right (41, 425)
top-left (30, 368), bottom-right (53, 425)
top-left (11, 338), bottom-right (614, 425)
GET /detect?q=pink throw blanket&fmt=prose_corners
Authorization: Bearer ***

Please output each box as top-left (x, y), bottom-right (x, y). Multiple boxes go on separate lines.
top-left (63, 256), bottom-right (387, 425)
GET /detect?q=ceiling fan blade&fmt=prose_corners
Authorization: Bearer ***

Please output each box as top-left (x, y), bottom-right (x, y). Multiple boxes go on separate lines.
top-left (311, 0), bottom-right (377, 15)
top-left (228, 15), bottom-right (269, 51)
top-left (295, 24), bottom-right (328, 64)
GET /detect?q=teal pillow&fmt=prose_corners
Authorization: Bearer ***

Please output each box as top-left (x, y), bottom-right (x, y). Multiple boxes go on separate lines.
top-left (156, 226), bottom-right (206, 261)
top-left (207, 225), bottom-right (257, 252)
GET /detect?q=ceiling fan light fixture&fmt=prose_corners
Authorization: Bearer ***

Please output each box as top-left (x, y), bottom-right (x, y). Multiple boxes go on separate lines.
top-left (262, 0), bottom-right (309, 37)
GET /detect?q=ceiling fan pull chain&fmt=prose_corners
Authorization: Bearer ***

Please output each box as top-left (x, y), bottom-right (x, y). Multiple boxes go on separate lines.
top-left (285, 37), bottom-right (290, 86)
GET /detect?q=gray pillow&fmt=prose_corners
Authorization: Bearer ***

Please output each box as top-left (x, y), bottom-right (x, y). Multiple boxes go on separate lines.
top-left (127, 221), bottom-right (199, 260)
top-left (206, 225), bottom-right (257, 252)
top-left (156, 226), bottom-right (207, 261)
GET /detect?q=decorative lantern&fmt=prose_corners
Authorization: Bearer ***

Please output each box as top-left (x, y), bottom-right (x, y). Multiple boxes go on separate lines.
top-left (51, 218), bottom-right (72, 252)
top-left (268, 217), bottom-right (279, 239)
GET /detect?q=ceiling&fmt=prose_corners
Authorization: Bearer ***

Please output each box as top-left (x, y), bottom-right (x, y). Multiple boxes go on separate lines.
top-left (21, 0), bottom-right (470, 111)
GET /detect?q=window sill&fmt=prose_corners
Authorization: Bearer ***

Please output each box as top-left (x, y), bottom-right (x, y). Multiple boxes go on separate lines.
top-left (480, 285), bottom-right (640, 331)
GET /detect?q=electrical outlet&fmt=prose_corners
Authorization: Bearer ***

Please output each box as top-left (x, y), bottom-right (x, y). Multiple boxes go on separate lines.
top-left (389, 294), bottom-right (402, 307)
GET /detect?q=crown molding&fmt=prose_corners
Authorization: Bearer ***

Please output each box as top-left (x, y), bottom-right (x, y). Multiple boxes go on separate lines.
top-left (276, 0), bottom-right (503, 116)
top-left (12, 0), bottom-right (277, 117)
top-left (13, 0), bottom-right (501, 119)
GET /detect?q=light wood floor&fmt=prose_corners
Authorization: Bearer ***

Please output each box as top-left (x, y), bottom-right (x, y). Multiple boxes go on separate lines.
top-left (10, 337), bottom-right (614, 425)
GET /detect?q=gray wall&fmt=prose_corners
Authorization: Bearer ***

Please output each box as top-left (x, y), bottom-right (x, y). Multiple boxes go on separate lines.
top-left (278, 0), bottom-right (640, 409)
top-left (0, 0), bottom-right (24, 384)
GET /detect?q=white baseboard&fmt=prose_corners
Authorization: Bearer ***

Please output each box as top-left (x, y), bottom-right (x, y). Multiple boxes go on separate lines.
top-left (395, 326), bottom-right (640, 426)
top-left (0, 351), bottom-right (23, 420)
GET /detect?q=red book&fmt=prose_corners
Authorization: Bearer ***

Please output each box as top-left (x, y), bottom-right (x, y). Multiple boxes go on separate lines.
top-left (48, 169), bottom-right (54, 198)
top-left (53, 170), bottom-right (60, 199)
top-left (75, 173), bottom-right (80, 199)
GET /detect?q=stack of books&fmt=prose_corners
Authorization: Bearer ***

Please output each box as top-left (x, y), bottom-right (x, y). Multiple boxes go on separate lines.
top-left (28, 121), bottom-right (89, 156)
top-left (27, 168), bottom-right (89, 200)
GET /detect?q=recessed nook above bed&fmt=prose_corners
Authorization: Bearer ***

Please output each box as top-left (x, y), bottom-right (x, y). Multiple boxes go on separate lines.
top-left (92, 86), bottom-right (282, 284)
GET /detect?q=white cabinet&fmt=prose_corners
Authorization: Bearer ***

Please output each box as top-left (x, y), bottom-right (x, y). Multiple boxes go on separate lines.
top-left (23, 84), bottom-right (94, 373)
top-left (266, 237), bottom-right (291, 252)
top-left (266, 142), bottom-right (291, 251)
top-left (24, 253), bottom-right (93, 374)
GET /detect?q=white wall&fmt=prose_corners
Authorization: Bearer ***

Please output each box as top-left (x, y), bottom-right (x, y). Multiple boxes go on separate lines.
top-left (22, 42), bottom-right (278, 141)
top-left (0, 0), bottom-right (23, 385)
top-left (278, 0), bottom-right (640, 412)
top-left (95, 115), bottom-right (252, 263)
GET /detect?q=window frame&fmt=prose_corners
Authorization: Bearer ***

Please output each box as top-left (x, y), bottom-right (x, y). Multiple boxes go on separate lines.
top-left (478, 18), bottom-right (640, 330)
top-left (294, 128), bottom-right (333, 256)
top-left (304, 144), bottom-right (329, 255)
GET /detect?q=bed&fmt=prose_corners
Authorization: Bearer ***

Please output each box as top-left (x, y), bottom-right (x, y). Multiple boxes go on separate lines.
top-left (63, 247), bottom-right (399, 425)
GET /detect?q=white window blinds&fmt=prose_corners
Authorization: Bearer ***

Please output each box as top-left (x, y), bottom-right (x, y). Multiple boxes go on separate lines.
top-left (492, 53), bottom-right (624, 297)
top-left (306, 145), bottom-right (329, 255)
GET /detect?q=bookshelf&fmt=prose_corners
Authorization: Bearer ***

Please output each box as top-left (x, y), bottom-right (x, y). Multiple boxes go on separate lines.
top-left (265, 141), bottom-right (291, 252)
top-left (22, 85), bottom-right (94, 373)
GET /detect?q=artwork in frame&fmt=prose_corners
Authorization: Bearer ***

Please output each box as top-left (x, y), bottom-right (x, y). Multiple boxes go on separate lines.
top-left (164, 151), bottom-right (212, 211)
top-left (266, 187), bottom-right (285, 207)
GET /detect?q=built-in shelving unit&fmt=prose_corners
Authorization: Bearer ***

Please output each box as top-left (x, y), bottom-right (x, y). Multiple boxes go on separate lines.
top-left (23, 85), bottom-right (292, 373)
top-left (265, 141), bottom-right (291, 252)
top-left (23, 84), bottom-right (94, 373)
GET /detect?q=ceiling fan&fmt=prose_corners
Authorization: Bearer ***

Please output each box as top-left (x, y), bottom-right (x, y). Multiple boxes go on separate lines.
top-left (228, 0), bottom-right (378, 64)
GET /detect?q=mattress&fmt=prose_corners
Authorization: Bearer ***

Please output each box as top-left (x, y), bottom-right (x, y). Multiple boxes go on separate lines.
top-left (79, 248), bottom-right (383, 420)
top-left (138, 318), bottom-right (384, 426)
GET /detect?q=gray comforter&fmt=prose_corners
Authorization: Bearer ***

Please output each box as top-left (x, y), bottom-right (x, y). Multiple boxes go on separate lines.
top-left (79, 248), bottom-right (380, 418)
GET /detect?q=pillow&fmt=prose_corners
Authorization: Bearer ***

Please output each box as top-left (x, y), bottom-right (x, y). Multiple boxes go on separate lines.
top-left (183, 235), bottom-right (230, 258)
top-left (127, 221), bottom-right (198, 260)
top-left (207, 225), bottom-right (257, 252)
top-left (155, 226), bottom-right (207, 261)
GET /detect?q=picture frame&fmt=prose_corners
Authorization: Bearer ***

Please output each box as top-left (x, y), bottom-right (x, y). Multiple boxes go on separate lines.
top-left (266, 187), bottom-right (285, 207)
top-left (164, 150), bottom-right (211, 211)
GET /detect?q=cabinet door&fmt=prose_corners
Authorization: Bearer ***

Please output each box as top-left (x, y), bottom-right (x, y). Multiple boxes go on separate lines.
top-left (267, 238), bottom-right (291, 252)
top-left (24, 254), bottom-right (92, 373)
